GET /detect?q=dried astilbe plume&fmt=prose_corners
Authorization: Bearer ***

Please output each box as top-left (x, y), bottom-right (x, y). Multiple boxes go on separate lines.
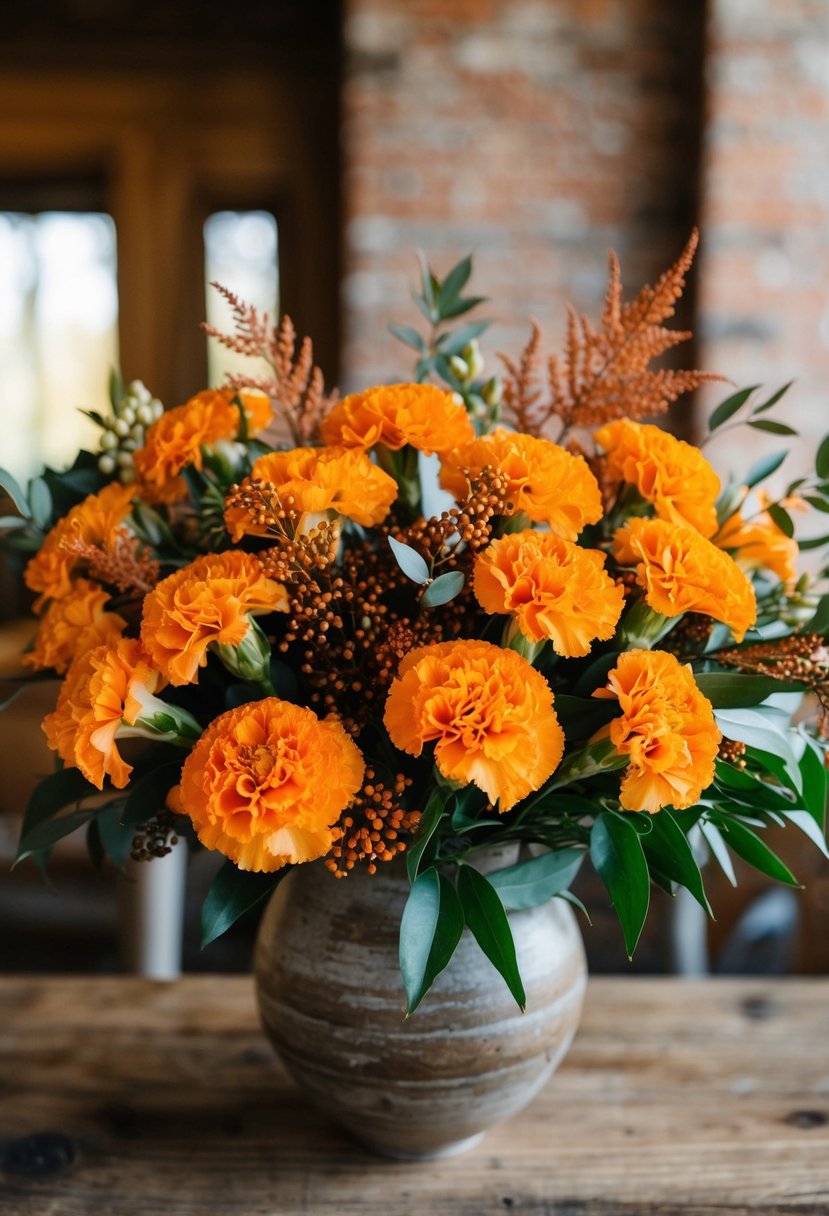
top-left (203, 285), bottom-right (337, 445)
top-left (60, 530), bottom-right (160, 598)
top-left (499, 230), bottom-right (723, 440)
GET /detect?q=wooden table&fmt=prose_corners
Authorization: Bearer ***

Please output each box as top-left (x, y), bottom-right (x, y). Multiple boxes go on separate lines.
top-left (1, 977), bottom-right (827, 1215)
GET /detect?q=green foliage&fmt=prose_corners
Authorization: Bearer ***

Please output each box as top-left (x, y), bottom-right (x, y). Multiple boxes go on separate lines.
top-left (201, 861), bottom-right (287, 948)
top-left (488, 847), bottom-right (585, 910)
top-left (406, 788), bottom-right (448, 882)
top-left (388, 536), bottom-right (430, 584)
top-left (421, 570), bottom-right (466, 607)
top-left (457, 864), bottom-right (526, 1009)
top-left (399, 867), bottom-right (465, 1014)
top-left (590, 812), bottom-right (650, 957)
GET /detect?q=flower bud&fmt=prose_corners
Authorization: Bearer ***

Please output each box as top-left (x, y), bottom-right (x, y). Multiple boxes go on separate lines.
top-left (481, 375), bottom-right (502, 407)
top-left (462, 340), bottom-right (484, 379)
top-left (449, 355), bottom-right (469, 382)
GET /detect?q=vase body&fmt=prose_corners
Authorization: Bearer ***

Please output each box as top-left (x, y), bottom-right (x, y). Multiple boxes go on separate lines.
top-left (254, 853), bottom-right (587, 1158)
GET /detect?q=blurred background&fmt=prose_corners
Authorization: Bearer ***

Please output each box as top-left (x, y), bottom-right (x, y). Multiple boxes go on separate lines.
top-left (0, 0), bottom-right (827, 975)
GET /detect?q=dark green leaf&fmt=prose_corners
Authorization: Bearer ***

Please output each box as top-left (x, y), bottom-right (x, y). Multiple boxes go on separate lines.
top-left (17, 767), bottom-right (99, 852)
top-left (694, 671), bottom-right (803, 707)
top-left (201, 861), bottom-right (286, 947)
top-left (121, 760), bottom-right (184, 831)
top-left (745, 450), bottom-right (787, 489)
top-left (0, 467), bottom-right (30, 516)
top-left (421, 570), bottom-right (466, 607)
top-left (399, 868), bottom-right (465, 1014)
top-left (804, 496), bottom-right (829, 513)
top-left (96, 799), bottom-right (134, 866)
top-left (798, 738), bottom-right (827, 828)
top-left (440, 295), bottom-right (487, 320)
top-left (406, 788), bottom-right (447, 882)
top-left (16, 807), bottom-right (94, 862)
top-left (747, 419), bottom-right (799, 436)
top-left (545, 694), bottom-right (618, 739)
top-left (816, 434), bottom-right (829, 479)
top-left (388, 536), bottom-right (430, 584)
top-left (457, 864), bottom-right (526, 1009)
top-left (437, 254), bottom-right (473, 310)
top-left (590, 812), bottom-right (650, 957)
top-left (109, 367), bottom-right (125, 408)
top-left (80, 408), bottom-right (107, 427)
top-left (714, 708), bottom-right (801, 792)
top-left (807, 594), bottom-right (829, 637)
top-left (798, 533), bottom-right (829, 551)
top-left (752, 382), bottom-right (794, 415)
top-left (766, 503), bottom-right (795, 537)
top-left (488, 847), bottom-right (585, 910)
top-left (711, 814), bottom-right (799, 887)
top-left (708, 385), bottom-right (758, 431)
top-left (388, 322), bottom-right (426, 353)
top-left (643, 809), bottom-right (711, 915)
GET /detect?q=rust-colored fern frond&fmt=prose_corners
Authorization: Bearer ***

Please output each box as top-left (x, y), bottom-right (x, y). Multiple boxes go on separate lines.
top-left (202, 285), bottom-right (337, 444)
top-left (60, 530), bottom-right (160, 597)
top-left (499, 231), bottom-right (724, 438)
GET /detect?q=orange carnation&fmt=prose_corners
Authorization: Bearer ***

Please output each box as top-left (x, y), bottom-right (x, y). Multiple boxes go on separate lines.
top-left (175, 698), bottom-right (364, 872)
top-left (134, 388), bottom-right (272, 503)
top-left (224, 446), bottom-right (398, 540)
top-left (43, 638), bottom-right (165, 789)
top-left (141, 551), bottom-right (288, 686)
top-left (613, 517), bottom-right (756, 642)
top-left (24, 482), bottom-right (136, 608)
top-left (320, 383), bottom-right (475, 455)
top-left (23, 579), bottom-right (127, 674)
top-left (440, 429), bottom-right (603, 540)
top-left (715, 506), bottom-right (798, 585)
top-left (473, 530), bottom-right (624, 657)
top-left (595, 419), bottom-right (721, 537)
top-left (594, 649), bottom-right (720, 813)
top-left (384, 639), bottom-right (564, 812)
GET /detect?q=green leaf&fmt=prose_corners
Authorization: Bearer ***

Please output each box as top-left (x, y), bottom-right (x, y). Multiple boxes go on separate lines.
top-left (708, 385), bottom-right (758, 431)
top-left (399, 868), bottom-right (465, 1014)
top-left (406, 787), bottom-right (447, 882)
top-left (798, 738), bottom-right (827, 828)
top-left (557, 890), bottom-right (591, 922)
top-left (436, 321), bottom-right (489, 357)
top-left (752, 382), bottom-right (795, 415)
top-left (388, 322), bottom-right (426, 353)
top-left (807, 594), bottom-right (829, 637)
top-left (714, 760), bottom-right (795, 812)
top-left (590, 812), bottom-right (650, 957)
top-left (551, 694), bottom-right (619, 739)
top-left (416, 251), bottom-right (438, 317)
top-left (804, 496), bottom-right (829, 513)
top-left (95, 799), bottom-right (134, 866)
top-left (437, 254), bottom-right (473, 310)
top-left (457, 864), bottom-right (526, 1009)
top-left (28, 477), bottom-right (52, 529)
top-left (643, 809), bottom-right (712, 915)
top-left (784, 810), bottom-right (829, 859)
top-left (747, 419), bottom-right (799, 436)
top-left (700, 819), bottom-right (737, 886)
top-left (121, 760), bottom-right (184, 831)
top-left (17, 767), bottom-right (99, 855)
top-left (488, 847), bottom-right (585, 910)
top-left (421, 570), bottom-right (465, 607)
top-left (449, 785), bottom-right (491, 833)
top-left (16, 807), bottom-right (94, 863)
top-left (816, 434), bottom-right (829, 480)
top-left (201, 861), bottom-right (286, 947)
top-left (109, 367), bottom-right (125, 409)
top-left (694, 671), bottom-right (803, 707)
top-left (711, 814), bottom-right (799, 887)
top-left (388, 536), bottom-right (430, 584)
top-left (745, 450), bottom-right (787, 489)
top-left (0, 467), bottom-right (30, 516)
top-left (798, 533), bottom-right (829, 551)
top-left (766, 502), bottom-right (794, 537)
top-left (440, 295), bottom-right (487, 320)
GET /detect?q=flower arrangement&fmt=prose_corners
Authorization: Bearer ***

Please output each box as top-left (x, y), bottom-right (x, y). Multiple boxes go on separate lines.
top-left (3, 234), bottom-right (828, 1013)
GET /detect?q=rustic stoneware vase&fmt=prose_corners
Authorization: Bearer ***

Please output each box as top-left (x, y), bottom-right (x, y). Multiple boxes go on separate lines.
top-left (254, 847), bottom-right (587, 1159)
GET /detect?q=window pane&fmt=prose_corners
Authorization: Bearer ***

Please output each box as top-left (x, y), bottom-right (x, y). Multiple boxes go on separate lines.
top-left (204, 211), bottom-right (279, 388)
top-left (0, 212), bottom-right (119, 483)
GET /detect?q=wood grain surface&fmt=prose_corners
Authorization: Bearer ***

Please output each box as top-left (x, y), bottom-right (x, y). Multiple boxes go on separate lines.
top-left (1, 976), bottom-right (828, 1215)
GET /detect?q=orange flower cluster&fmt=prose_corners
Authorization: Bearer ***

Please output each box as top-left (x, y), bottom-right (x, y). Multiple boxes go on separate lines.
top-left (174, 698), bottom-right (364, 872)
top-left (595, 419), bottom-right (721, 537)
top-left (440, 429), bottom-right (603, 540)
top-left (23, 579), bottom-right (127, 674)
top-left (134, 388), bottom-right (272, 503)
top-left (595, 649), bottom-right (720, 812)
top-left (384, 639), bottom-right (564, 812)
top-left (224, 446), bottom-right (397, 540)
top-left (141, 550), bottom-right (288, 685)
top-left (613, 517), bottom-right (756, 642)
top-left (716, 504), bottom-right (798, 585)
top-left (473, 530), bottom-right (624, 656)
top-left (43, 637), bottom-right (164, 789)
top-left (320, 382), bottom-right (475, 454)
top-left (24, 482), bottom-right (136, 608)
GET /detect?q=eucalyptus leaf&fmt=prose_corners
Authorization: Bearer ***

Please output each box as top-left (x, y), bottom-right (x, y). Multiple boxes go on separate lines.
top-left (438, 254), bottom-right (473, 309)
top-left (708, 386), bottom-right (758, 431)
top-left (28, 477), bottom-right (52, 529)
top-left (0, 467), bottom-right (30, 516)
top-left (388, 536), bottom-right (430, 584)
top-left (399, 868), bottom-right (464, 1014)
top-left (457, 864), bottom-right (526, 1009)
top-left (421, 570), bottom-right (465, 607)
top-left (388, 322), bottom-right (426, 353)
top-left (744, 450), bottom-right (787, 490)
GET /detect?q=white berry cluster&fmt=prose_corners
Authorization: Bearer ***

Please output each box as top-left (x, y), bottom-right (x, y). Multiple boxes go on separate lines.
top-left (97, 381), bottom-right (164, 483)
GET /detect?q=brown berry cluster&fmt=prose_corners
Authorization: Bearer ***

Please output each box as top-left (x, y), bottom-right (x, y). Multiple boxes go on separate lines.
top-left (717, 632), bottom-right (829, 726)
top-left (717, 737), bottom-right (747, 768)
top-left (324, 769), bottom-right (420, 877)
top-left (131, 812), bottom-right (180, 861)
top-left (399, 467), bottom-right (514, 568)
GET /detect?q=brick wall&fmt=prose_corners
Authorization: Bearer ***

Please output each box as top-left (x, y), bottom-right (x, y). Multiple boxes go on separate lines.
top-left (342, 0), bottom-right (705, 392)
top-left (698, 0), bottom-right (829, 477)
